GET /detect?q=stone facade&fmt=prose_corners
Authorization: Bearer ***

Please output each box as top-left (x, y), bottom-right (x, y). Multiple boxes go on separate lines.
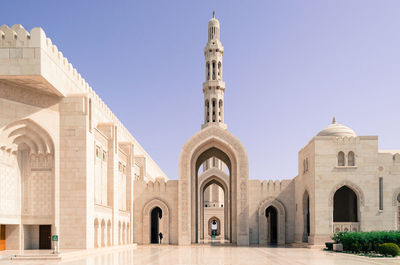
top-left (0, 14), bottom-right (399, 250)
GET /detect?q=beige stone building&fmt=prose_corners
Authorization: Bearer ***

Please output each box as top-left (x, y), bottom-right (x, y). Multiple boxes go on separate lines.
top-left (1, 13), bottom-right (400, 250)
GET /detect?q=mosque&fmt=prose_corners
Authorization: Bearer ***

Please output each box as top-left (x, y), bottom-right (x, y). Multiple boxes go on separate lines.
top-left (0, 13), bottom-right (399, 250)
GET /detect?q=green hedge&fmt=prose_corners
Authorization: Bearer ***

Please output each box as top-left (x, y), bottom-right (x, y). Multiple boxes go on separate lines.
top-left (332, 231), bottom-right (400, 253)
top-left (378, 243), bottom-right (400, 257)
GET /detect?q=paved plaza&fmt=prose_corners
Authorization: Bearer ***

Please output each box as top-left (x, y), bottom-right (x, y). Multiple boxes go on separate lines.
top-left (1, 245), bottom-right (399, 265)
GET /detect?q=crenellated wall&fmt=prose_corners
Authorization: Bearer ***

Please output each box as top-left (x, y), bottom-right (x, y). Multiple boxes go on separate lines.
top-left (248, 179), bottom-right (295, 245)
top-left (133, 179), bottom-right (178, 244)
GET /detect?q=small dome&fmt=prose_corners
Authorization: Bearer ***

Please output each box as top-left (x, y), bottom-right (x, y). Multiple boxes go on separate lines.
top-left (208, 10), bottom-right (220, 27)
top-left (317, 117), bottom-right (356, 137)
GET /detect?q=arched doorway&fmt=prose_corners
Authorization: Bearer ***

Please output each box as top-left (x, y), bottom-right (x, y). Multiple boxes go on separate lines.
top-left (332, 185), bottom-right (360, 233)
top-left (142, 199), bottom-right (170, 244)
top-left (150, 207), bottom-right (162, 243)
top-left (265, 206), bottom-right (277, 244)
top-left (333, 186), bottom-right (358, 222)
top-left (258, 198), bottom-right (286, 245)
top-left (208, 217), bottom-right (221, 236)
top-left (199, 173), bottom-right (228, 242)
top-left (302, 191), bottom-right (310, 243)
top-left (178, 127), bottom-right (249, 245)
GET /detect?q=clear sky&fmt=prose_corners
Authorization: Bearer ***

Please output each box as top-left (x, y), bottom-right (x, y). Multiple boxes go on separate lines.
top-left (4, 1), bottom-right (400, 180)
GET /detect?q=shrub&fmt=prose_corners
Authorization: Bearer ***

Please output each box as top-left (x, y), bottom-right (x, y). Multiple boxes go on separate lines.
top-left (325, 242), bottom-right (334, 250)
top-left (378, 243), bottom-right (400, 257)
top-left (331, 231), bottom-right (400, 253)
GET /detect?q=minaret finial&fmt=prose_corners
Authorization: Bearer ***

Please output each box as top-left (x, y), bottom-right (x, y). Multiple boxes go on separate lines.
top-left (213, 9), bottom-right (215, 18)
top-left (332, 116), bottom-right (336, 124)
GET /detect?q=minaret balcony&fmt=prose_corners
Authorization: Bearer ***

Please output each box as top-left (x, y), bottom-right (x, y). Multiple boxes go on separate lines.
top-left (202, 81), bottom-right (225, 90)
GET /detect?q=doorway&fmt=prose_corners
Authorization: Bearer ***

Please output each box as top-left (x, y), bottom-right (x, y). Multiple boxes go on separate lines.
top-left (150, 207), bottom-right (162, 244)
top-left (0, 225), bottom-right (5, 250)
top-left (39, 225), bottom-right (51, 249)
top-left (266, 206), bottom-right (278, 244)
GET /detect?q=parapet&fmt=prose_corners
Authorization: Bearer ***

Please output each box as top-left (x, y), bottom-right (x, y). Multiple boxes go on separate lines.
top-left (0, 24), bottom-right (168, 180)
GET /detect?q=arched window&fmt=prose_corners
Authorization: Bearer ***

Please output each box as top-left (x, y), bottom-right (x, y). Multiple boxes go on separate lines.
top-left (338, 151), bottom-right (345, 166)
top-left (218, 62), bottom-right (221, 79)
top-left (218, 100), bottom-right (223, 122)
top-left (305, 158), bottom-right (309, 172)
top-left (212, 61), bottom-right (216, 80)
top-left (348, 151), bottom-right (355, 166)
top-left (205, 100), bottom-right (209, 123)
top-left (212, 99), bottom-right (216, 122)
top-left (206, 62), bottom-right (210, 80)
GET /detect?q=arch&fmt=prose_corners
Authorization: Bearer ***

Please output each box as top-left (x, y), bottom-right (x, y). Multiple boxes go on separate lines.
top-left (107, 220), bottom-right (111, 246)
top-left (127, 223), bottom-right (130, 244)
top-left (212, 60), bottom-right (216, 80)
top-left (338, 151), bottom-right (345, 166)
top-left (218, 99), bottom-right (223, 122)
top-left (328, 181), bottom-right (365, 207)
top-left (205, 100), bottom-right (210, 123)
top-left (94, 218), bottom-right (99, 248)
top-left (1, 119), bottom-right (54, 154)
top-left (100, 219), bottom-right (106, 247)
top-left (258, 198), bottom-right (286, 245)
top-left (118, 221), bottom-right (121, 245)
top-left (206, 62), bottom-right (210, 80)
top-left (211, 98), bottom-right (216, 122)
top-left (142, 198), bottom-right (170, 244)
top-left (333, 186), bottom-right (358, 222)
top-left (218, 61), bottom-right (222, 80)
top-left (199, 174), bottom-right (229, 240)
top-left (208, 216), bottom-right (221, 236)
top-left (392, 187), bottom-right (400, 206)
top-left (178, 125), bottom-right (249, 245)
top-left (348, 151), bottom-right (355, 166)
top-left (122, 222), bottom-right (126, 245)
top-left (302, 190), bottom-right (310, 243)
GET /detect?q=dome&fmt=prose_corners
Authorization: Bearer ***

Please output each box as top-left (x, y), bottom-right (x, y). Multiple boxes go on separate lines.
top-left (317, 117), bottom-right (356, 137)
top-left (208, 10), bottom-right (220, 27)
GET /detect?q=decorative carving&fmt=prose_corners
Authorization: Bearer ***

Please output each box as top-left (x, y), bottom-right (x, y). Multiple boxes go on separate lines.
top-left (392, 187), bottom-right (400, 206)
top-left (328, 181), bottom-right (365, 206)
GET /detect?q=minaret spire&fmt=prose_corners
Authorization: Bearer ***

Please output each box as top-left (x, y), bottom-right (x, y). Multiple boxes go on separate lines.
top-left (202, 13), bottom-right (226, 129)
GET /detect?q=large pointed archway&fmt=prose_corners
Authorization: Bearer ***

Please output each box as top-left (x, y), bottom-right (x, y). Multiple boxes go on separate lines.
top-left (178, 125), bottom-right (249, 245)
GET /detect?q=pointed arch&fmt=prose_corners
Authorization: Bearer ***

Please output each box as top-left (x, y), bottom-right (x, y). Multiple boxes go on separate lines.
top-left (142, 198), bottom-right (170, 244)
top-left (258, 197), bottom-right (286, 245)
top-left (328, 181), bottom-right (365, 207)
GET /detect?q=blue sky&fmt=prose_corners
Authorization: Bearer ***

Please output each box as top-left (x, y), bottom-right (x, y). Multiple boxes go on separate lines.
top-left (4, 1), bottom-right (400, 180)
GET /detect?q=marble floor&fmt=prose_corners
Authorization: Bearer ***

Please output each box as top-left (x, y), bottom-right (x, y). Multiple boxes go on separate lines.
top-left (1, 245), bottom-right (400, 265)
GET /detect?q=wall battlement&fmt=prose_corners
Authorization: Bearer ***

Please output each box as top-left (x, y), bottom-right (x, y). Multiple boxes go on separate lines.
top-left (0, 24), bottom-right (167, 180)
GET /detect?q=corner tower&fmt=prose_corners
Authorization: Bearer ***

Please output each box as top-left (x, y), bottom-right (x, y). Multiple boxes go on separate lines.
top-left (202, 11), bottom-right (226, 129)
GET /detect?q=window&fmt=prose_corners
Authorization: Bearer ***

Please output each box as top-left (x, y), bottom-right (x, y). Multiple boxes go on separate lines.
top-left (379, 177), bottom-right (383, 211)
top-left (338, 151), bottom-right (345, 166)
top-left (206, 62), bottom-right (210, 80)
top-left (348, 151), bottom-right (355, 166)
top-left (212, 61), bottom-right (216, 80)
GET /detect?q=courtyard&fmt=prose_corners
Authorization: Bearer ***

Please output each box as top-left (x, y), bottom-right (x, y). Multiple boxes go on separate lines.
top-left (1, 245), bottom-right (399, 265)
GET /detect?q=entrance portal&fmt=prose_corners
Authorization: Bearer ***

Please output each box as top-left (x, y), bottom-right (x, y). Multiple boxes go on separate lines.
top-left (333, 186), bottom-right (358, 222)
top-left (39, 225), bottom-right (51, 249)
top-left (150, 207), bottom-right (162, 244)
top-left (266, 206), bottom-right (278, 244)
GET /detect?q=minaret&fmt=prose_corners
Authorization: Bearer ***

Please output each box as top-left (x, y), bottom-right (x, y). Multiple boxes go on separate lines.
top-left (202, 11), bottom-right (227, 129)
